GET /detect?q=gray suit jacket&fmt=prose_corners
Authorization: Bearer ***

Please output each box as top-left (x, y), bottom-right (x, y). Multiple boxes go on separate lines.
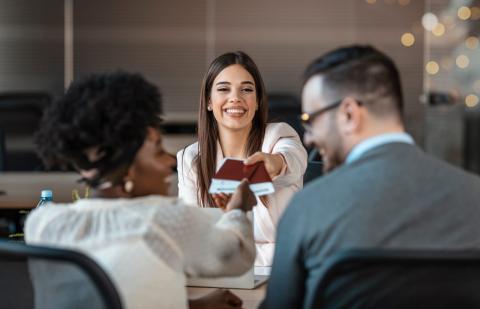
top-left (262, 142), bottom-right (480, 309)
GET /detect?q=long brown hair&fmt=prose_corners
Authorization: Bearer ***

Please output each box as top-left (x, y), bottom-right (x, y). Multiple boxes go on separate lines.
top-left (195, 51), bottom-right (268, 207)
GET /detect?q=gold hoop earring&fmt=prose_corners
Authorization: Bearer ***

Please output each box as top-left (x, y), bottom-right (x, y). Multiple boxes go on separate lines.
top-left (124, 180), bottom-right (134, 193)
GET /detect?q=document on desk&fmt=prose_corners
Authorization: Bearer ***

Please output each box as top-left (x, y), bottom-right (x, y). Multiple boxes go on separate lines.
top-left (208, 158), bottom-right (274, 196)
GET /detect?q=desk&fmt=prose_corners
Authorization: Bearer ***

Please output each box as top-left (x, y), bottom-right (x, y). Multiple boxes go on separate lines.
top-left (188, 285), bottom-right (266, 309)
top-left (0, 172), bottom-right (84, 209)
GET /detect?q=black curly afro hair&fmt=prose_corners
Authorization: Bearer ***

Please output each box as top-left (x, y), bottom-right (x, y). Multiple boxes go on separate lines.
top-left (35, 71), bottom-right (163, 187)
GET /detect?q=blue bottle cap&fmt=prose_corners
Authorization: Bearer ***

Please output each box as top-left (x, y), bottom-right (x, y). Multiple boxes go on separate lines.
top-left (41, 190), bottom-right (53, 199)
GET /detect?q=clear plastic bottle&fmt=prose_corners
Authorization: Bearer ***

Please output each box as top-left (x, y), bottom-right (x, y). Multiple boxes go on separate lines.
top-left (36, 190), bottom-right (53, 208)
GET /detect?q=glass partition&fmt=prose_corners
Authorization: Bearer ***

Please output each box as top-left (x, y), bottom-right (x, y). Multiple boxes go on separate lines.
top-left (423, 0), bottom-right (480, 171)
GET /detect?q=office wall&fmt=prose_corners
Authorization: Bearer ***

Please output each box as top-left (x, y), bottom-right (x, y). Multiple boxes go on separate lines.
top-left (74, 0), bottom-right (426, 141)
top-left (74, 0), bottom-right (207, 121)
top-left (0, 0), bottom-right (64, 96)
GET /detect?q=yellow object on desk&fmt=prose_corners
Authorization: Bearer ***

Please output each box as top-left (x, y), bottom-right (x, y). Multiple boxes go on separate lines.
top-left (72, 186), bottom-right (90, 202)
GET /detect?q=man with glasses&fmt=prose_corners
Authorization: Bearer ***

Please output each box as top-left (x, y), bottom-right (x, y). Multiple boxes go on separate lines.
top-left (261, 45), bottom-right (480, 308)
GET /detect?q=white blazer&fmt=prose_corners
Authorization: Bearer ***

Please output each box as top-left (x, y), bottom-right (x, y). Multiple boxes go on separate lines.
top-left (177, 122), bottom-right (307, 266)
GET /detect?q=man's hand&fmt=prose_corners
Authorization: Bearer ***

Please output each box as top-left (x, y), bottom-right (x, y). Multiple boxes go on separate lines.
top-left (244, 152), bottom-right (285, 179)
top-left (226, 179), bottom-right (256, 212)
top-left (212, 193), bottom-right (232, 209)
top-left (189, 289), bottom-right (242, 309)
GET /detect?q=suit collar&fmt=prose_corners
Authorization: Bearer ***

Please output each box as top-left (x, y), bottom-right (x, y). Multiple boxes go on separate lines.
top-left (346, 132), bottom-right (415, 165)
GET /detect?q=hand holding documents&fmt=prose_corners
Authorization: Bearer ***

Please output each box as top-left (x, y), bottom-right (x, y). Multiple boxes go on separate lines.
top-left (209, 158), bottom-right (275, 196)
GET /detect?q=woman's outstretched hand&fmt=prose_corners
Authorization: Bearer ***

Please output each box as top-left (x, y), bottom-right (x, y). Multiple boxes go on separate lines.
top-left (244, 152), bottom-right (285, 179)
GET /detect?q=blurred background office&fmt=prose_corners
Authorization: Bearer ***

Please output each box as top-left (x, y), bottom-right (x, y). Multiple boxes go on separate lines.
top-left (0, 0), bottom-right (479, 173)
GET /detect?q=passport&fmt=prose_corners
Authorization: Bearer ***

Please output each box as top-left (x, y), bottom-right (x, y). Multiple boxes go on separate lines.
top-left (208, 158), bottom-right (275, 196)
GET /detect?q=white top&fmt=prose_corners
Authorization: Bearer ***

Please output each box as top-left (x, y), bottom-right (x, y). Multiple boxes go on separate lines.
top-left (177, 122), bottom-right (308, 266)
top-left (25, 196), bottom-right (255, 309)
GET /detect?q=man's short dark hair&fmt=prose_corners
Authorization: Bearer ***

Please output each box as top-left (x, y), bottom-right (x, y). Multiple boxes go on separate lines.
top-left (303, 45), bottom-right (404, 119)
top-left (35, 71), bottom-right (163, 187)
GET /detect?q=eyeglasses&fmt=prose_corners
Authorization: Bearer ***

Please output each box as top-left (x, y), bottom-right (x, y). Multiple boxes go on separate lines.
top-left (299, 99), bottom-right (343, 130)
top-left (300, 99), bottom-right (363, 130)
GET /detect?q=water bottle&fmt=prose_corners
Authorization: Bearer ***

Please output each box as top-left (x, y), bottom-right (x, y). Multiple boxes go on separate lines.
top-left (36, 190), bottom-right (53, 208)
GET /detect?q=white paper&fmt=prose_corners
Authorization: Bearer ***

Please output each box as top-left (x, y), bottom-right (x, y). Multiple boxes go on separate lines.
top-left (209, 179), bottom-right (274, 196)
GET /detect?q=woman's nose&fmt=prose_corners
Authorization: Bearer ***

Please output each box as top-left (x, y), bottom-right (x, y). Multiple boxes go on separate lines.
top-left (228, 89), bottom-right (241, 102)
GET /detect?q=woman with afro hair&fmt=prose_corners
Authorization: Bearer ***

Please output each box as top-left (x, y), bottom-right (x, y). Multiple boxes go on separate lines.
top-left (25, 71), bottom-right (256, 309)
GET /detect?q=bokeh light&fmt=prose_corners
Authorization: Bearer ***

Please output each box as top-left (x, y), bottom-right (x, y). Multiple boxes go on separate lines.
top-left (465, 36), bottom-right (479, 49)
top-left (401, 33), bottom-right (415, 46)
top-left (422, 12), bottom-right (438, 31)
top-left (465, 94), bottom-right (479, 107)
top-left (426, 61), bottom-right (439, 75)
top-left (456, 55), bottom-right (470, 69)
top-left (432, 23), bottom-right (445, 36)
top-left (458, 6), bottom-right (472, 20)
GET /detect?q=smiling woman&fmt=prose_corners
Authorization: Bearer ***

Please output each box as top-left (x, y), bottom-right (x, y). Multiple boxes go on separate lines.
top-left (177, 51), bottom-right (308, 266)
top-left (209, 64), bottom-right (258, 133)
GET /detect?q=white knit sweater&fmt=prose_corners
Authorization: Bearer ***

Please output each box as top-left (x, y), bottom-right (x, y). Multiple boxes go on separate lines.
top-left (25, 195), bottom-right (255, 309)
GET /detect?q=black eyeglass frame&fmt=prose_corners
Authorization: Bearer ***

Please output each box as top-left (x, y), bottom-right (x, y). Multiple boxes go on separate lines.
top-left (299, 99), bottom-right (363, 129)
top-left (299, 99), bottom-right (342, 129)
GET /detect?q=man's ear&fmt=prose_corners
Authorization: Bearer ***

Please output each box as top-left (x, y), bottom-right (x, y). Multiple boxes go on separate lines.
top-left (338, 97), bottom-right (362, 134)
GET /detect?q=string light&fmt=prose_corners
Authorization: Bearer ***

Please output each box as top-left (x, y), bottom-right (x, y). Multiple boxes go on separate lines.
top-left (458, 6), bottom-right (472, 20)
top-left (465, 94), bottom-right (479, 107)
top-left (366, 0), bottom-right (376, 4)
top-left (426, 61), bottom-right (439, 75)
top-left (401, 33), bottom-right (415, 46)
top-left (456, 55), bottom-right (470, 68)
top-left (432, 23), bottom-right (445, 36)
top-left (465, 36), bottom-right (479, 49)
top-left (422, 12), bottom-right (438, 31)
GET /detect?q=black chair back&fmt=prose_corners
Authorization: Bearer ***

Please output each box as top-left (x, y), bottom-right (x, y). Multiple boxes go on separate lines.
top-left (304, 149), bottom-right (323, 184)
top-left (0, 127), bottom-right (5, 171)
top-left (0, 240), bottom-right (123, 309)
top-left (267, 93), bottom-right (304, 139)
top-left (312, 249), bottom-right (480, 309)
top-left (0, 92), bottom-right (51, 170)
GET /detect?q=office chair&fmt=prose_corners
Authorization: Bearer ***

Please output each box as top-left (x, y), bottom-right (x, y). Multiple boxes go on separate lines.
top-left (0, 92), bottom-right (51, 170)
top-left (0, 240), bottom-right (123, 309)
top-left (311, 249), bottom-right (480, 309)
top-left (0, 127), bottom-right (5, 171)
top-left (304, 149), bottom-right (323, 184)
top-left (267, 93), bottom-right (304, 139)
